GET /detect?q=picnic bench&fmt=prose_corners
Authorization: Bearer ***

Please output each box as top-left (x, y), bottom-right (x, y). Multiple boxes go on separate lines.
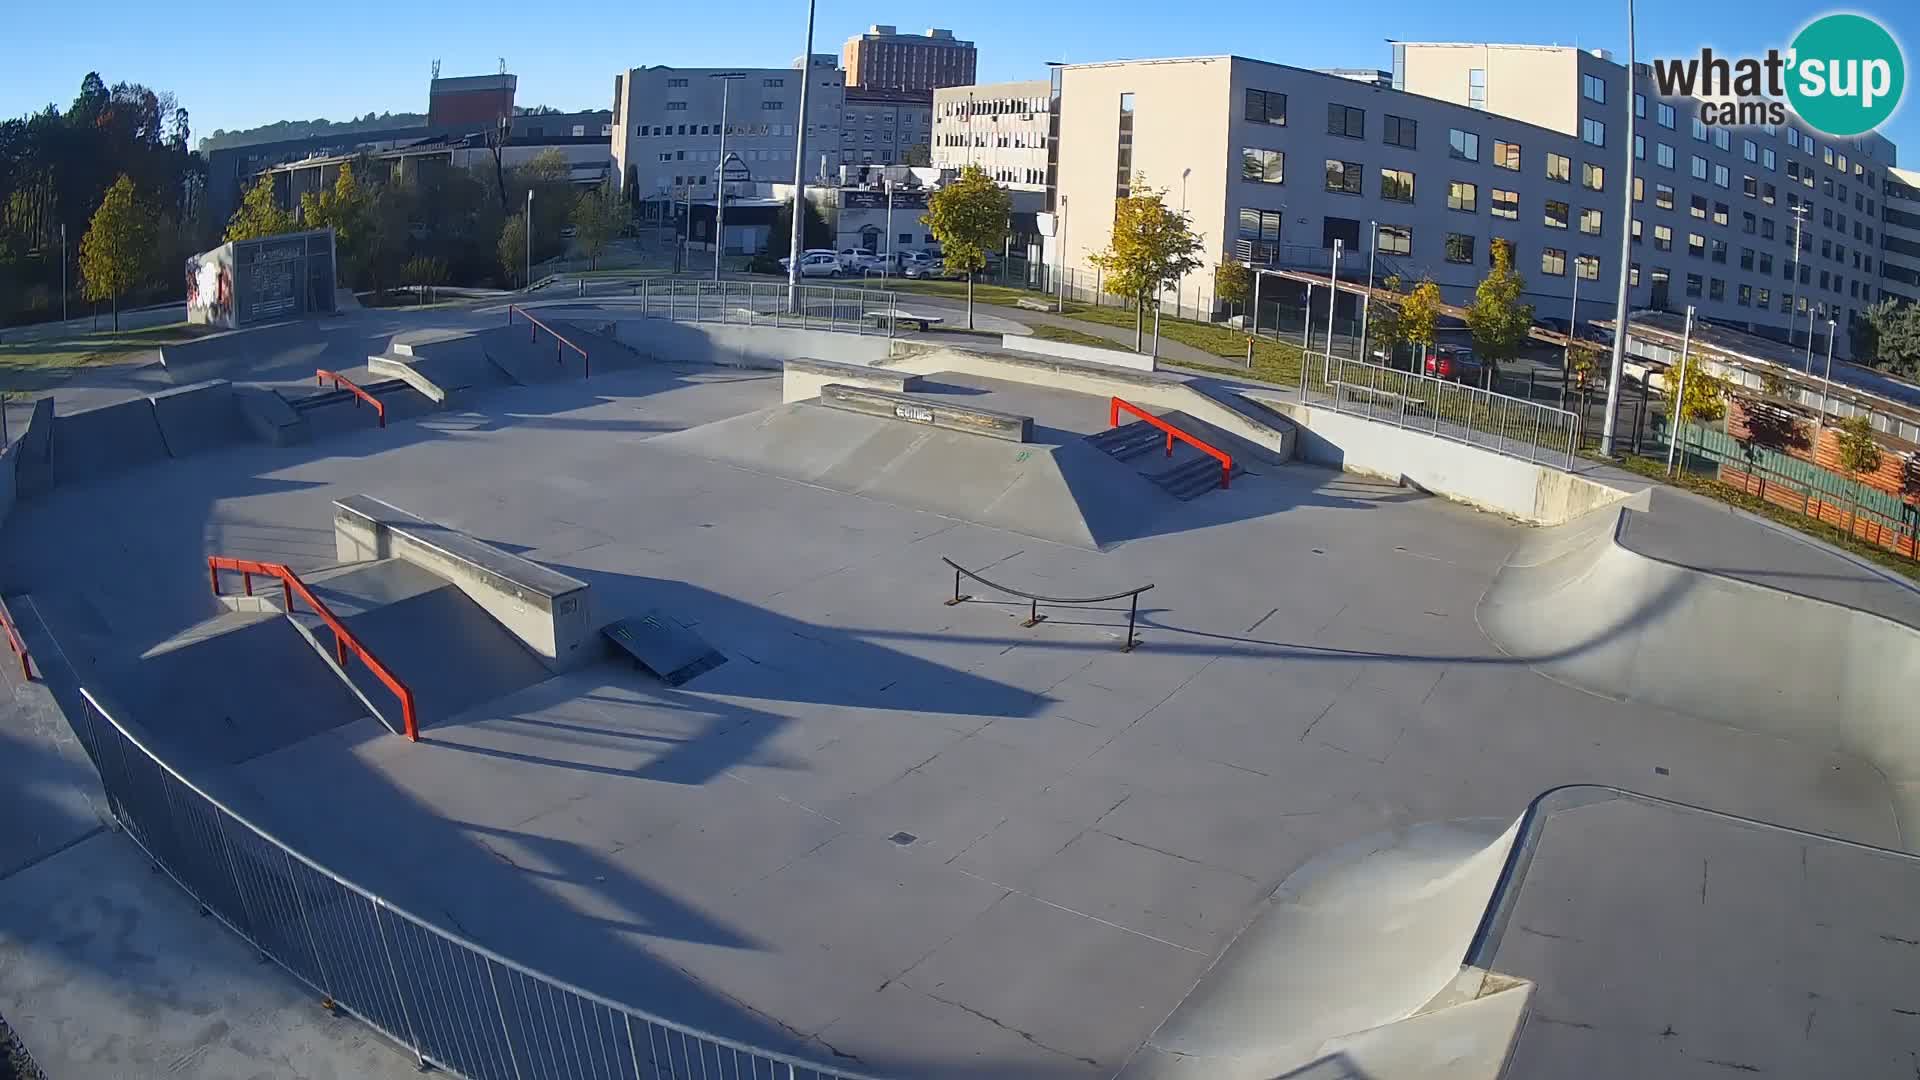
top-left (866, 308), bottom-right (946, 332)
top-left (1326, 380), bottom-right (1428, 414)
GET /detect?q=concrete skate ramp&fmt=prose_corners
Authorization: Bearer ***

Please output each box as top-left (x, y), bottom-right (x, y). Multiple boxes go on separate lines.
top-left (1121, 819), bottom-right (1522, 1079)
top-left (1478, 494), bottom-right (1920, 844)
top-left (651, 398), bottom-right (1177, 549)
top-left (50, 396), bottom-right (170, 484)
top-left (147, 379), bottom-right (245, 457)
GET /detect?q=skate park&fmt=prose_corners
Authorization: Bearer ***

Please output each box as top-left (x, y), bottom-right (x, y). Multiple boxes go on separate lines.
top-left (5, 286), bottom-right (1920, 1079)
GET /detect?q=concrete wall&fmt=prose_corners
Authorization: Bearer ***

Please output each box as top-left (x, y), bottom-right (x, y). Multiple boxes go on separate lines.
top-left (1257, 397), bottom-right (1628, 524)
top-left (1000, 334), bottom-right (1156, 373)
top-left (1399, 44), bottom-right (1581, 136)
top-left (148, 380), bottom-right (245, 458)
top-left (0, 431), bottom-right (20, 536)
top-left (606, 319), bottom-right (895, 370)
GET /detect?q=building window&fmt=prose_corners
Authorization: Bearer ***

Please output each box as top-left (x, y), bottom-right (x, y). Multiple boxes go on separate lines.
top-left (1657, 143), bottom-right (1675, 170)
top-left (1763, 148), bottom-right (1776, 170)
top-left (1446, 233), bottom-right (1475, 263)
top-left (1657, 102), bottom-right (1676, 128)
top-left (1449, 128), bottom-right (1479, 161)
top-left (1739, 247), bottom-right (1755, 270)
top-left (1493, 140), bottom-right (1520, 170)
top-left (1709, 277), bottom-right (1726, 301)
top-left (1632, 218), bottom-right (1643, 244)
top-left (1710, 238), bottom-right (1727, 263)
top-left (1377, 224), bottom-right (1412, 255)
top-left (1448, 181), bottom-right (1477, 212)
top-left (1635, 134), bottom-right (1645, 161)
top-left (1582, 163), bottom-right (1604, 191)
top-left (1690, 194), bottom-right (1708, 219)
top-left (667, 78), bottom-right (689, 88)
top-left (1545, 199), bottom-right (1570, 229)
top-left (1742, 211), bottom-right (1757, 233)
top-left (1324, 159), bottom-right (1363, 194)
top-left (1582, 118), bottom-right (1605, 147)
top-left (1238, 208), bottom-right (1285, 261)
top-left (1691, 155), bottom-right (1708, 180)
top-left (1468, 68), bottom-right (1486, 110)
top-left (1742, 175), bottom-right (1757, 198)
top-left (1686, 272), bottom-right (1703, 297)
top-left (1583, 74), bottom-right (1607, 103)
top-left (1713, 202), bottom-right (1729, 226)
top-left (666, 101), bottom-right (688, 111)
top-left (1384, 114), bottom-right (1418, 149)
top-left (1327, 103), bottom-right (1365, 139)
top-left (1380, 167), bottom-right (1415, 202)
top-left (1245, 88), bottom-right (1287, 125)
top-left (1542, 247), bottom-right (1567, 276)
top-left (1762, 182), bottom-right (1776, 205)
top-left (1491, 188), bottom-right (1519, 220)
top-left (1241, 147), bottom-right (1284, 184)
top-left (1692, 116), bottom-right (1708, 141)
top-left (1580, 208), bottom-right (1603, 235)
top-left (1575, 254), bottom-right (1600, 280)
top-left (1742, 138), bottom-right (1758, 162)
top-left (1654, 224), bottom-right (1673, 251)
top-left (1688, 232), bottom-right (1706, 257)
top-left (1546, 153), bottom-right (1571, 183)
top-left (1714, 164), bottom-right (1729, 188)
top-left (1635, 92), bottom-right (1646, 118)
top-left (763, 78), bottom-right (785, 87)
top-left (1713, 127), bottom-right (1730, 151)
top-left (761, 100), bottom-right (784, 111)
top-left (1115, 92), bottom-right (1135, 198)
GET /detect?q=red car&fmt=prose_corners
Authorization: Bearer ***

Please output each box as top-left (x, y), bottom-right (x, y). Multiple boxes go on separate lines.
top-left (1423, 345), bottom-right (1488, 386)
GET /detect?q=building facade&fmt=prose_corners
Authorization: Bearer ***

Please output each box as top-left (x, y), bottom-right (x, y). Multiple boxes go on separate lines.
top-left (932, 80), bottom-right (1051, 192)
top-left (1883, 167), bottom-right (1920, 305)
top-left (428, 74), bottom-right (517, 127)
top-left (841, 26), bottom-right (976, 92)
top-left (611, 64), bottom-right (844, 204)
top-left (1050, 49), bottom-right (1900, 356)
top-left (841, 87), bottom-right (933, 167)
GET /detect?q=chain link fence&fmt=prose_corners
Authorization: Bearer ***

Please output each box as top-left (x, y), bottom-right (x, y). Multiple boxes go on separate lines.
top-left (65, 689), bottom-right (878, 1080)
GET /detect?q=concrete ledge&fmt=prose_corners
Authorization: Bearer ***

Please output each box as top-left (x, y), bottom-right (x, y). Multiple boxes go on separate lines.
top-left (604, 318), bottom-right (895, 371)
top-left (234, 387), bottom-right (309, 447)
top-left (1001, 333), bottom-right (1156, 373)
top-left (818, 383), bottom-right (1033, 442)
top-left (782, 357), bottom-right (924, 403)
top-left (148, 379), bottom-right (244, 458)
top-left (333, 494), bottom-right (593, 671)
top-left (50, 397), bottom-right (169, 486)
top-left (367, 354), bottom-right (448, 405)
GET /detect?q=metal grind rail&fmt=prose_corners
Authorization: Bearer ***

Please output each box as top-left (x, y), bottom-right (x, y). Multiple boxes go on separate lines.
top-left (207, 556), bottom-right (419, 741)
top-left (941, 557), bottom-right (1155, 652)
top-left (1109, 397), bottom-right (1233, 490)
top-left (0, 595), bottom-right (31, 680)
top-left (314, 369), bottom-right (387, 427)
top-left (507, 304), bottom-right (591, 377)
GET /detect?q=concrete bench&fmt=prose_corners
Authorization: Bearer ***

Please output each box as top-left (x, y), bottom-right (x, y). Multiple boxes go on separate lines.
top-left (783, 357), bottom-right (923, 403)
top-left (333, 494), bottom-right (594, 671)
top-left (1327, 380), bottom-right (1427, 413)
top-left (865, 308), bottom-right (945, 332)
top-left (1015, 298), bottom-right (1053, 312)
top-left (818, 383), bottom-right (1033, 442)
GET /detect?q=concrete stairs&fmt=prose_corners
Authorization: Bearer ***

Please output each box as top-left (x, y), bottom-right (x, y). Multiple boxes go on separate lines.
top-left (1086, 419), bottom-right (1244, 500)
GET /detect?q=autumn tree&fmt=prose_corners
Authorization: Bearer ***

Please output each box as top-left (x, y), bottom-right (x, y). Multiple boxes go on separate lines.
top-left (1214, 260), bottom-right (1251, 308)
top-left (300, 161), bottom-right (372, 290)
top-left (1089, 178), bottom-right (1203, 350)
top-left (1398, 278), bottom-right (1443, 360)
top-left (224, 173), bottom-right (296, 242)
top-left (1464, 239), bottom-right (1534, 375)
top-left (923, 164), bottom-right (1010, 329)
top-left (1367, 274), bottom-right (1405, 365)
top-left (570, 184), bottom-right (625, 270)
top-left (498, 213), bottom-right (528, 287)
top-left (79, 175), bottom-right (153, 329)
top-left (1834, 415), bottom-right (1885, 535)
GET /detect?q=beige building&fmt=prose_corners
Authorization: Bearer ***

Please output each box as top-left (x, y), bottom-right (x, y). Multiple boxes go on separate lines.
top-left (841, 25), bottom-right (976, 92)
top-left (932, 79), bottom-right (1052, 191)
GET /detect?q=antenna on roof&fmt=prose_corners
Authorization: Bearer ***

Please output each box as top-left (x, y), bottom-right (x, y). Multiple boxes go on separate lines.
top-left (498, 57), bottom-right (507, 75)
top-left (431, 59), bottom-right (441, 81)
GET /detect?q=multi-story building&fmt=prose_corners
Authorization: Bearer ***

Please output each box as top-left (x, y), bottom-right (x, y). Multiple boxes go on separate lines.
top-left (1050, 47), bottom-right (1899, 356)
top-left (932, 80), bottom-right (1051, 193)
top-left (841, 26), bottom-right (976, 92)
top-left (610, 62), bottom-right (844, 204)
top-left (428, 74), bottom-right (517, 127)
top-left (841, 87), bottom-right (933, 167)
top-left (1882, 167), bottom-right (1920, 305)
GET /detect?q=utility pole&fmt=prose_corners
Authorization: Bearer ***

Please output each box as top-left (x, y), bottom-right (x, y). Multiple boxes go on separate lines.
top-left (1786, 204), bottom-right (1809, 346)
top-left (712, 72), bottom-right (744, 282)
top-left (786, 0), bottom-right (817, 312)
top-left (1599, 0), bottom-right (1638, 456)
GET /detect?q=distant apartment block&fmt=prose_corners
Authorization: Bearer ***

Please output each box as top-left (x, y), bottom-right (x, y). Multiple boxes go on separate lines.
top-left (1883, 168), bottom-right (1920, 305)
top-left (611, 62), bottom-right (845, 203)
top-left (842, 25), bottom-right (976, 92)
top-left (842, 87), bottom-right (933, 167)
top-left (932, 80), bottom-right (1051, 191)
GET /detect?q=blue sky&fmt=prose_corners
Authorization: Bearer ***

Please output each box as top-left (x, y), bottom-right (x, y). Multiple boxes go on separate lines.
top-left (4, 0), bottom-right (1916, 155)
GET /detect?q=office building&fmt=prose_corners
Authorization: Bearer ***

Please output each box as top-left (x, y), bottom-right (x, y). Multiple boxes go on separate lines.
top-left (1049, 48), bottom-right (1899, 356)
top-left (1883, 167), bottom-right (1920, 304)
top-left (428, 73), bottom-right (517, 127)
top-left (932, 80), bottom-right (1051, 192)
top-left (841, 26), bottom-right (976, 92)
top-left (610, 63), bottom-right (844, 206)
top-left (841, 87), bottom-right (933, 167)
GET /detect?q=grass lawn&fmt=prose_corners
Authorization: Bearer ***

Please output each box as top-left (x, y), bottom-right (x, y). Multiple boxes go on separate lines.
top-left (0, 321), bottom-right (200, 385)
top-left (1027, 324), bottom-right (1122, 349)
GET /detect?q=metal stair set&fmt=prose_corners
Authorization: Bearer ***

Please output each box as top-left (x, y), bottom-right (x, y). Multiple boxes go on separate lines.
top-left (1087, 420), bottom-right (1241, 500)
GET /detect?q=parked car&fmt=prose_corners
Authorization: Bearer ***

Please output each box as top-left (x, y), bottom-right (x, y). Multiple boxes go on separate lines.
top-left (899, 251), bottom-right (943, 279)
top-left (778, 250), bottom-right (844, 277)
top-left (836, 248), bottom-right (878, 271)
top-left (1423, 345), bottom-right (1489, 386)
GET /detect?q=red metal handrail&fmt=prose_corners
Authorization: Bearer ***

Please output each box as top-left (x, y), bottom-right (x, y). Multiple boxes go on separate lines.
top-left (507, 304), bottom-right (591, 378)
top-left (0, 598), bottom-right (31, 681)
top-left (315, 370), bottom-right (386, 427)
top-left (208, 557), bottom-right (419, 741)
top-left (1109, 396), bottom-right (1233, 490)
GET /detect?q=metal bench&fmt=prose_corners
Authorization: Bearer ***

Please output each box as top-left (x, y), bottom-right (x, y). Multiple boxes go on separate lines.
top-left (866, 308), bottom-right (945, 332)
top-left (1327, 380), bottom-right (1428, 413)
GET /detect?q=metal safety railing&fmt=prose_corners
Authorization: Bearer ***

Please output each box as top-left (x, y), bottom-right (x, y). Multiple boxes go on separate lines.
top-left (630, 279), bottom-right (901, 340)
top-left (1304, 354), bottom-right (1580, 471)
top-left (507, 304), bottom-right (591, 378)
top-left (1109, 396), bottom-right (1233, 490)
top-left (315, 370), bottom-right (387, 428)
top-left (942, 557), bottom-right (1154, 652)
top-left (0, 594), bottom-right (32, 681)
top-left (208, 557), bottom-right (419, 741)
top-left (65, 688), bottom-right (879, 1080)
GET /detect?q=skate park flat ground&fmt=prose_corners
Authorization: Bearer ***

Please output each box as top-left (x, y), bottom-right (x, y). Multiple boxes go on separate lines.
top-left (5, 339), bottom-right (1920, 1077)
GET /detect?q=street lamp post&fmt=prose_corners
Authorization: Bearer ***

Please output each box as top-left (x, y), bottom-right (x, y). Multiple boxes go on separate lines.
top-left (1786, 205), bottom-right (1808, 346)
top-left (712, 72), bottom-right (745, 282)
top-left (1805, 302), bottom-right (1820, 376)
top-left (1324, 239), bottom-right (1342, 378)
top-left (1359, 219), bottom-right (1377, 363)
top-left (1598, 0), bottom-right (1638, 457)
top-left (60, 224), bottom-right (68, 326)
top-left (1665, 304), bottom-right (1696, 476)
top-left (1821, 316), bottom-right (1838, 426)
top-left (1055, 195), bottom-right (1069, 312)
top-left (525, 189), bottom-right (533, 289)
top-left (1564, 268), bottom-right (1581, 398)
top-left (786, 0), bottom-right (817, 312)
top-left (884, 175), bottom-right (894, 283)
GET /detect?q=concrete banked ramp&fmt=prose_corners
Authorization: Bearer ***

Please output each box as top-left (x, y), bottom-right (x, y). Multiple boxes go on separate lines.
top-left (1478, 489), bottom-right (1920, 844)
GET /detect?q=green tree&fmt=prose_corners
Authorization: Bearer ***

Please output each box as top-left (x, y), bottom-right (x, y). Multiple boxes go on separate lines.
top-left (498, 213), bottom-right (528, 287)
top-left (923, 164), bottom-right (1010, 329)
top-left (1858, 298), bottom-right (1920, 378)
top-left (300, 161), bottom-right (372, 290)
top-left (78, 174), bottom-right (153, 329)
top-left (224, 173), bottom-right (296, 242)
top-left (1834, 415), bottom-right (1884, 535)
top-left (1367, 274), bottom-right (1405, 365)
top-left (1663, 354), bottom-right (1728, 427)
top-left (1213, 260), bottom-right (1250, 307)
top-left (1464, 239), bottom-right (1534, 382)
top-left (1088, 178), bottom-right (1203, 350)
top-left (570, 184), bottom-right (625, 270)
top-left (1398, 278), bottom-right (1443, 359)
top-left (1759, 368), bottom-right (1791, 399)
top-left (772, 196), bottom-right (831, 253)
top-left (902, 142), bottom-right (932, 168)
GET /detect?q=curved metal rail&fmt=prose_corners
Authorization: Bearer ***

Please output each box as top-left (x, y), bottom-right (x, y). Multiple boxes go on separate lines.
top-left (315, 369), bottom-right (387, 427)
top-left (941, 557), bottom-right (1154, 651)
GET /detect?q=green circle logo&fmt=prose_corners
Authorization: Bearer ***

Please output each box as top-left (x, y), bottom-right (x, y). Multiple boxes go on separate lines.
top-left (1787, 14), bottom-right (1905, 137)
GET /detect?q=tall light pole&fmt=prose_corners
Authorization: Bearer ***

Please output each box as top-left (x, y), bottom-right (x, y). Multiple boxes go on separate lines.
top-left (712, 72), bottom-right (745, 282)
top-left (1055, 195), bottom-right (1069, 312)
top-left (1805, 302), bottom-right (1821, 375)
top-left (1324, 238), bottom-right (1342, 377)
top-left (1564, 267), bottom-right (1581, 393)
top-left (1820, 316), bottom-right (1837, 426)
top-left (60, 223), bottom-right (68, 325)
top-left (1665, 304), bottom-right (1696, 476)
top-left (1178, 167), bottom-right (1191, 315)
top-left (1359, 219), bottom-right (1378, 363)
top-left (1598, 0), bottom-right (1638, 457)
top-left (525, 188), bottom-right (533, 288)
top-left (786, 0), bottom-right (817, 311)
top-left (1786, 204), bottom-right (1809, 346)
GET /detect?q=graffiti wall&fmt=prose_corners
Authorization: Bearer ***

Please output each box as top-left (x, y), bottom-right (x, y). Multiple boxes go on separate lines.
top-left (186, 228), bottom-right (337, 329)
